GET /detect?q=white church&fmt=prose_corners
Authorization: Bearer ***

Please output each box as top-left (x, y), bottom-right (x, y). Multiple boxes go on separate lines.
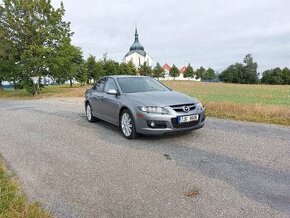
top-left (123, 28), bottom-right (153, 68)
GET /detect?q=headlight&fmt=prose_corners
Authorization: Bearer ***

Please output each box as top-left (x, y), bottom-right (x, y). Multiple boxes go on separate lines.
top-left (138, 106), bottom-right (169, 114)
top-left (196, 102), bottom-right (203, 108)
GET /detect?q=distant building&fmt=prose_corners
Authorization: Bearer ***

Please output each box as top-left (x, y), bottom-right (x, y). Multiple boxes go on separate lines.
top-left (161, 64), bottom-right (201, 81)
top-left (123, 28), bottom-right (153, 68)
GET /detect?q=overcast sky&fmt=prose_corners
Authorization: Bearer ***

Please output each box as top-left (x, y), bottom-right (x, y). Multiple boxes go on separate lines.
top-left (51, 0), bottom-right (290, 73)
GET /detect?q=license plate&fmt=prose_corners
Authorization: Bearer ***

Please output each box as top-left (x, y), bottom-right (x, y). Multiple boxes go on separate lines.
top-left (178, 114), bottom-right (199, 124)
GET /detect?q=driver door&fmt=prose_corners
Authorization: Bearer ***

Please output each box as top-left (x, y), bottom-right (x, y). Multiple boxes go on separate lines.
top-left (100, 78), bottom-right (120, 124)
top-left (90, 78), bottom-right (107, 118)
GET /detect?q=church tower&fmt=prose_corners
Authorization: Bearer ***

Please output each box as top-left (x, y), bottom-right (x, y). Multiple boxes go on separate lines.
top-left (123, 28), bottom-right (153, 68)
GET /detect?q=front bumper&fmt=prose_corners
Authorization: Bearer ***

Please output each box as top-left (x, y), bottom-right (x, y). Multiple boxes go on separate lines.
top-left (135, 109), bottom-right (206, 135)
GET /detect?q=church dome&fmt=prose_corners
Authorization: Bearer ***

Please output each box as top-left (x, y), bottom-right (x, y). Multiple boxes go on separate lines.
top-left (129, 28), bottom-right (144, 51)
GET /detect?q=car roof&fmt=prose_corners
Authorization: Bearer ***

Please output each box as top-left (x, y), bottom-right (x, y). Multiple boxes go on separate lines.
top-left (108, 75), bottom-right (148, 78)
top-left (105, 75), bottom-right (149, 79)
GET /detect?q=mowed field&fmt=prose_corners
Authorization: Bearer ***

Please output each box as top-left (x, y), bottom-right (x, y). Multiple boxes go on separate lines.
top-left (0, 81), bottom-right (289, 125)
top-left (164, 81), bottom-right (290, 125)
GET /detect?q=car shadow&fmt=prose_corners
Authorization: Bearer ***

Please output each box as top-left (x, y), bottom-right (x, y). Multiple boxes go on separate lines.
top-left (83, 117), bottom-right (290, 214)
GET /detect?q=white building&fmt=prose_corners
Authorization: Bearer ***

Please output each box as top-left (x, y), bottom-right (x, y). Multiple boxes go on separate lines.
top-left (123, 28), bottom-right (153, 68)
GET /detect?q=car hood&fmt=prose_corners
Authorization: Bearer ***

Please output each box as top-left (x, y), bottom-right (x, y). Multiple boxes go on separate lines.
top-left (125, 91), bottom-right (199, 107)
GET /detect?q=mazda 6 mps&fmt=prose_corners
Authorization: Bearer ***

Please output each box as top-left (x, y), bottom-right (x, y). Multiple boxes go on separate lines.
top-left (85, 76), bottom-right (206, 139)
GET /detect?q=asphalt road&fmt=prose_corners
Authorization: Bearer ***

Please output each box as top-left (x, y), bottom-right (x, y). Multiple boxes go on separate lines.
top-left (0, 98), bottom-right (289, 218)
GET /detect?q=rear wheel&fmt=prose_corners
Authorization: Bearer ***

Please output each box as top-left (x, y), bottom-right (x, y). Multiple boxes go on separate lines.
top-left (120, 109), bottom-right (138, 139)
top-left (86, 103), bottom-right (98, 123)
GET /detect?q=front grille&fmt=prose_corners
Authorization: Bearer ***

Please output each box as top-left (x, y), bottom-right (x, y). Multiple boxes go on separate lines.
top-left (171, 117), bottom-right (200, 128)
top-left (170, 104), bottom-right (196, 113)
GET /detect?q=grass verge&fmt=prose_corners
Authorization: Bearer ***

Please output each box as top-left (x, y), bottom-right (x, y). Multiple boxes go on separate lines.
top-left (0, 161), bottom-right (51, 218)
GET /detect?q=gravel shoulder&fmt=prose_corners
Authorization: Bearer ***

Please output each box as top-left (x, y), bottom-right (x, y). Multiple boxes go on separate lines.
top-left (0, 98), bottom-right (289, 218)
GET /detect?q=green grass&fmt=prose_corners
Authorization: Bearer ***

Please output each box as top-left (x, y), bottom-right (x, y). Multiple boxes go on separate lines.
top-left (163, 81), bottom-right (290, 106)
top-left (0, 161), bottom-right (51, 218)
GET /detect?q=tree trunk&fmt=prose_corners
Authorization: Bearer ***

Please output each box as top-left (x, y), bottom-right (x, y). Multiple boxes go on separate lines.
top-left (36, 76), bottom-right (42, 95)
top-left (69, 78), bottom-right (73, 88)
top-left (13, 79), bottom-right (16, 90)
top-left (0, 79), bottom-right (3, 91)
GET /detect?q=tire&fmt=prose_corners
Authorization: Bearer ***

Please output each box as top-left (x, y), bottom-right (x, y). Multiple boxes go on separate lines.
top-left (120, 109), bottom-right (138, 139)
top-left (85, 102), bottom-right (98, 123)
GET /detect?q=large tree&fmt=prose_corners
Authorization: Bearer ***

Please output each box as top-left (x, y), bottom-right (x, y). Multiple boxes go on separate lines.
top-left (50, 38), bottom-right (84, 87)
top-left (219, 63), bottom-right (244, 83)
top-left (204, 68), bottom-right (216, 81)
top-left (169, 64), bottom-right (179, 79)
top-left (86, 55), bottom-right (98, 83)
top-left (219, 54), bottom-right (258, 84)
top-left (195, 66), bottom-right (206, 80)
top-left (243, 54), bottom-right (258, 84)
top-left (0, 13), bottom-right (21, 89)
top-left (0, 0), bottom-right (72, 93)
top-left (282, 67), bottom-right (290, 84)
top-left (261, 67), bottom-right (290, 85)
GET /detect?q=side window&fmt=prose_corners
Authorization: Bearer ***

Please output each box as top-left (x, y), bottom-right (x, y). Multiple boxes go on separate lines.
top-left (94, 78), bottom-right (106, 92)
top-left (104, 78), bottom-right (118, 93)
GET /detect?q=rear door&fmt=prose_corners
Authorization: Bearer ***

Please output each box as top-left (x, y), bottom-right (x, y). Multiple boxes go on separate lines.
top-left (101, 78), bottom-right (120, 124)
top-left (90, 78), bottom-right (107, 118)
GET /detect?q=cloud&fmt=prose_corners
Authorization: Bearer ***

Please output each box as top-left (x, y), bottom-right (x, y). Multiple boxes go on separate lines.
top-left (51, 0), bottom-right (290, 72)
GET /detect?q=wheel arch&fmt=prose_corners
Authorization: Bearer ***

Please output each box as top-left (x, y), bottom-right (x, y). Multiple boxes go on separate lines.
top-left (118, 106), bottom-right (137, 125)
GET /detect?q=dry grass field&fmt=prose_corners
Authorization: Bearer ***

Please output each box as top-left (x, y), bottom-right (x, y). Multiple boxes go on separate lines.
top-left (163, 81), bottom-right (290, 125)
top-left (1, 81), bottom-right (289, 125)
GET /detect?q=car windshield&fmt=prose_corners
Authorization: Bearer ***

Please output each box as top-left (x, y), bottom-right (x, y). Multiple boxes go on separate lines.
top-left (117, 77), bottom-right (169, 93)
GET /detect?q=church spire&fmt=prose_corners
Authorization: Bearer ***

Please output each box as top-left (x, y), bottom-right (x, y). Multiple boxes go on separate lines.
top-left (134, 27), bottom-right (139, 43)
top-left (129, 27), bottom-right (144, 51)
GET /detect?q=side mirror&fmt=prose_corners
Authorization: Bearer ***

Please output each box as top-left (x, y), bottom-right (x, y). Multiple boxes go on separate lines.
top-left (107, 89), bottom-right (118, 95)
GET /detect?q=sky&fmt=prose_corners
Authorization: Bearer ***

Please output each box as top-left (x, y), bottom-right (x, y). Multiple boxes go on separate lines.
top-left (51, 0), bottom-right (290, 73)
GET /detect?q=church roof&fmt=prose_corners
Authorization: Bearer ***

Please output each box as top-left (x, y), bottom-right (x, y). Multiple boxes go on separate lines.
top-left (129, 28), bottom-right (144, 51)
top-left (125, 50), bottom-right (146, 57)
top-left (125, 28), bottom-right (147, 57)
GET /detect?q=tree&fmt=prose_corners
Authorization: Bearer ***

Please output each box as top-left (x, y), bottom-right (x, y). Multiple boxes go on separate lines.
top-left (282, 67), bottom-right (290, 85)
top-left (196, 66), bottom-right (206, 80)
top-left (204, 68), bottom-right (216, 81)
top-left (152, 62), bottom-right (164, 79)
top-left (50, 39), bottom-right (84, 87)
top-left (100, 54), bottom-right (120, 76)
top-left (261, 67), bottom-right (289, 85)
top-left (219, 63), bottom-right (244, 83)
top-left (219, 54), bottom-right (258, 84)
top-left (0, 16), bottom-right (21, 90)
top-left (86, 55), bottom-right (98, 83)
top-left (119, 61), bottom-right (136, 75)
top-left (183, 63), bottom-right (194, 79)
top-left (243, 54), bottom-right (258, 84)
top-left (169, 64), bottom-right (179, 79)
top-left (0, 0), bottom-right (72, 94)
top-left (138, 62), bottom-right (152, 76)
top-left (0, 29), bottom-right (10, 90)
top-left (75, 63), bottom-right (87, 86)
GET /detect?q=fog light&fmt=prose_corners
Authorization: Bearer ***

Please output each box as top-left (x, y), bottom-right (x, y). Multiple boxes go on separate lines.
top-left (150, 121), bottom-right (155, 127)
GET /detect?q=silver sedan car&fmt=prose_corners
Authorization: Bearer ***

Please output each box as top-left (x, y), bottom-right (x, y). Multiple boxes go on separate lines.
top-left (85, 76), bottom-right (205, 139)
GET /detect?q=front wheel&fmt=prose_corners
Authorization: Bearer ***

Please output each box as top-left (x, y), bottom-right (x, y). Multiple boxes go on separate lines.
top-left (86, 103), bottom-right (98, 123)
top-left (120, 109), bottom-right (138, 139)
